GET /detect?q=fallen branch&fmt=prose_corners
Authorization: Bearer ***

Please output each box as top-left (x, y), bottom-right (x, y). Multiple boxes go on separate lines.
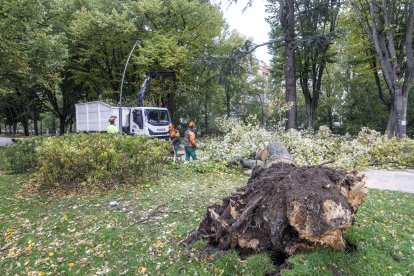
top-left (209, 208), bottom-right (230, 231)
top-left (230, 195), bottom-right (264, 232)
top-left (318, 160), bottom-right (336, 167)
top-left (135, 202), bottom-right (168, 224)
top-left (1, 242), bottom-right (12, 251)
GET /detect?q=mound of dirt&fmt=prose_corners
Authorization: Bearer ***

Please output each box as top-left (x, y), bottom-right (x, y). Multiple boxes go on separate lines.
top-left (196, 162), bottom-right (367, 255)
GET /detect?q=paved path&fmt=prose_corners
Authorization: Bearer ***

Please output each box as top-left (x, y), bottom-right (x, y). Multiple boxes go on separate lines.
top-left (0, 137), bottom-right (13, 147)
top-left (365, 169), bottom-right (414, 193)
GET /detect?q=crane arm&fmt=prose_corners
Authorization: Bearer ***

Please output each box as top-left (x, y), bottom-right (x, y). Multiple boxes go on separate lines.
top-left (136, 71), bottom-right (176, 107)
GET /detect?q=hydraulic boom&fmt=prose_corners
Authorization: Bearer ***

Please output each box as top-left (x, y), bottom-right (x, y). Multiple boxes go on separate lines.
top-left (137, 71), bottom-right (176, 107)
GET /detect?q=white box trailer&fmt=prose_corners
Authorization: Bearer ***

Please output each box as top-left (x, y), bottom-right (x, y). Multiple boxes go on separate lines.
top-left (75, 101), bottom-right (129, 132)
top-left (75, 101), bottom-right (172, 140)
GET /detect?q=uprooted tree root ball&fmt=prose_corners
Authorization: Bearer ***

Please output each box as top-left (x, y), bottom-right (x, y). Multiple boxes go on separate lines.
top-left (193, 163), bottom-right (368, 255)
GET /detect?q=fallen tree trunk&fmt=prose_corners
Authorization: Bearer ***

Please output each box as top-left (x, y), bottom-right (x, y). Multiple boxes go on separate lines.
top-left (196, 162), bottom-right (367, 255)
top-left (230, 141), bottom-right (293, 169)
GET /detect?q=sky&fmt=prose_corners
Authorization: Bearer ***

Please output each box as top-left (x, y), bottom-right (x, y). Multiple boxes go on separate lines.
top-left (216, 0), bottom-right (272, 64)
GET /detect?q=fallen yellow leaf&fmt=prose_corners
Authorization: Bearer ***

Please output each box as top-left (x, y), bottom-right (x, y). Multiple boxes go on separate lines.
top-left (4, 227), bottom-right (14, 241)
top-left (27, 240), bottom-right (35, 253)
top-left (60, 214), bottom-right (68, 223)
top-left (67, 262), bottom-right (75, 267)
top-left (153, 240), bottom-right (165, 248)
top-left (7, 246), bottom-right (17, 257)
top-left (138, 267), bottom-right (148, 274)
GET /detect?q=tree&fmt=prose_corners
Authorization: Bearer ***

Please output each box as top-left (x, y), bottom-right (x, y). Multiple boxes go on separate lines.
top-left (332, 11), bottom-right (390, 134)
top-left (353, 0), bottom-right (414, 138)
top-left (128, 0), bottom-right (225, 123)
top-left (295, 0), bottom-right (341, 128)
top-left (67, 5), bottom-right (142, 103)
top-left (0, 0), bottom-right (51, 135)
top-left (179, 29), bottom-right (257, 133)
top-left (280, 0), bottom-right (298, 129)
top-left (229, 0), bottom-right (298, 129)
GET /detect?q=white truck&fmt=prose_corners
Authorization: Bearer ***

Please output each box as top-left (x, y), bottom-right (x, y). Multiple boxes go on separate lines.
top-left (75, 101), bottom-right (171, 140)
top-left (75, 71), bottom-right (176, 140)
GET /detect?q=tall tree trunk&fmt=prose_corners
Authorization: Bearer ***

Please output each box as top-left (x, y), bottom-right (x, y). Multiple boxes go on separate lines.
top-left (204, 95), bottom-right (209, 134)
top-left (259, 95), bottom-right (266, 127)
top-left (51, 113), bottom-right (56, 133)
top-left (328, 106), bottom-right (334, 130)
top-left (21, 115), bottom-right (29, 136)
top-left (59, 116), bottom-right (65, 136)
top-left (300, 63), bottom-right (324, 129)
top-left (353, 1), bottom-right (414, 139)
top-left (166, 92), bottom-right (175, 123)
top-left (28, 108), bottom-right (39, 136)
top-left (365, 86), bottom-right (374, 122)
top-left (367, 47), bottom-right (390, 108)
top-left (33, 116), bottom-right (39, 136)
top-left (226, 89), bottom-right (231, 117)
top-left (284, 0), bottom-right (297, 129)
top-left (386, 105), bottom-right (396, 137)
top-left (392, 91), bottom-right (407, 139)
top-left (301, 78), bottom-right (313, 128)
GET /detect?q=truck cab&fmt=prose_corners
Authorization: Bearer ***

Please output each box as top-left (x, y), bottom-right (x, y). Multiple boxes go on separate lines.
top-left (130, 107), bottom-right (171, 140)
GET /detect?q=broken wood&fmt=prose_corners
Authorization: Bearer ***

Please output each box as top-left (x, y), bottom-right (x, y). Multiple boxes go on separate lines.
top-left (230, 195), bottom-right (263, 232)
top-left (208, 208), bottom-right (230, 231)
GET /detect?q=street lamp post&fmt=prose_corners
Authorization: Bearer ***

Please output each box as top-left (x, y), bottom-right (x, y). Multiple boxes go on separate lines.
top-left (119, 39), bottom-right (143, 134)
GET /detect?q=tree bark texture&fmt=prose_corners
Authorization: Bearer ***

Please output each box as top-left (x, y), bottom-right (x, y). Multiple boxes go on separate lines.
top-left (353, 0), bottom-right (414, 138)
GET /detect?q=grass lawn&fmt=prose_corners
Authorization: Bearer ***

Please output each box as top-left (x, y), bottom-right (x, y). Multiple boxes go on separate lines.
top-left (0, 159), bottom-right (413, 275)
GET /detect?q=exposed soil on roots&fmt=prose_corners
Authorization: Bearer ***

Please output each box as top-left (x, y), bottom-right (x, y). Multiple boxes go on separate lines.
top-left (194, 162), bottom-right (367, 255)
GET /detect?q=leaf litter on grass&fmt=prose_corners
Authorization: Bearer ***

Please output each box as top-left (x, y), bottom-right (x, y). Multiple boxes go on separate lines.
top-left (1, 169), bottom-right (250, 274)
top-left (2, 169), bottom-right (413, 275)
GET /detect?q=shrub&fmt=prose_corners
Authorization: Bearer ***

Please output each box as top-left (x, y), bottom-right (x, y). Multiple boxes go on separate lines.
top-left (35, 134), bottom-right (170, 190)
top-left (369, 137), bottom-right (414, 167)
top-left (4, 137), bottom-right (45, 173)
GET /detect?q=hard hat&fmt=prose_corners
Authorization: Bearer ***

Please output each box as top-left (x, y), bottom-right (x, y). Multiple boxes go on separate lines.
top-left (188, 121), bottom-right (196, 128)
top-left (109, 115), bottom-right (117, 123)
top-left (168, 123), bottom-right (174, 130)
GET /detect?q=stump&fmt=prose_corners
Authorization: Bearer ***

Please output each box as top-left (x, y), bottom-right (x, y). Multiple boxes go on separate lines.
top-left (253, 140), bottom-right (294, 166)
top-left (230, 141), bottom-right (293, 170)
top-left (196, 162), bottom-right (367, 255)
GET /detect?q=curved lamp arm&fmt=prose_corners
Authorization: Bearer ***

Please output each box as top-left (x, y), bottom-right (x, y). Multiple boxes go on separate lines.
top-left (119, 39), bottom-right (143, 134)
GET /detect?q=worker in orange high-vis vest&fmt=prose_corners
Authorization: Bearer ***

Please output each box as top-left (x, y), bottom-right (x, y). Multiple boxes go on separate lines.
top-left (168, 123), bottom-right (181, 153)
top-left (184, 121), bottom-right (198, 161)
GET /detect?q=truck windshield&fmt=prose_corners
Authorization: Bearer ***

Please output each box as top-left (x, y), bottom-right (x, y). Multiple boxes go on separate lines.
top-left (145, 109), bottom-right (170, 126)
